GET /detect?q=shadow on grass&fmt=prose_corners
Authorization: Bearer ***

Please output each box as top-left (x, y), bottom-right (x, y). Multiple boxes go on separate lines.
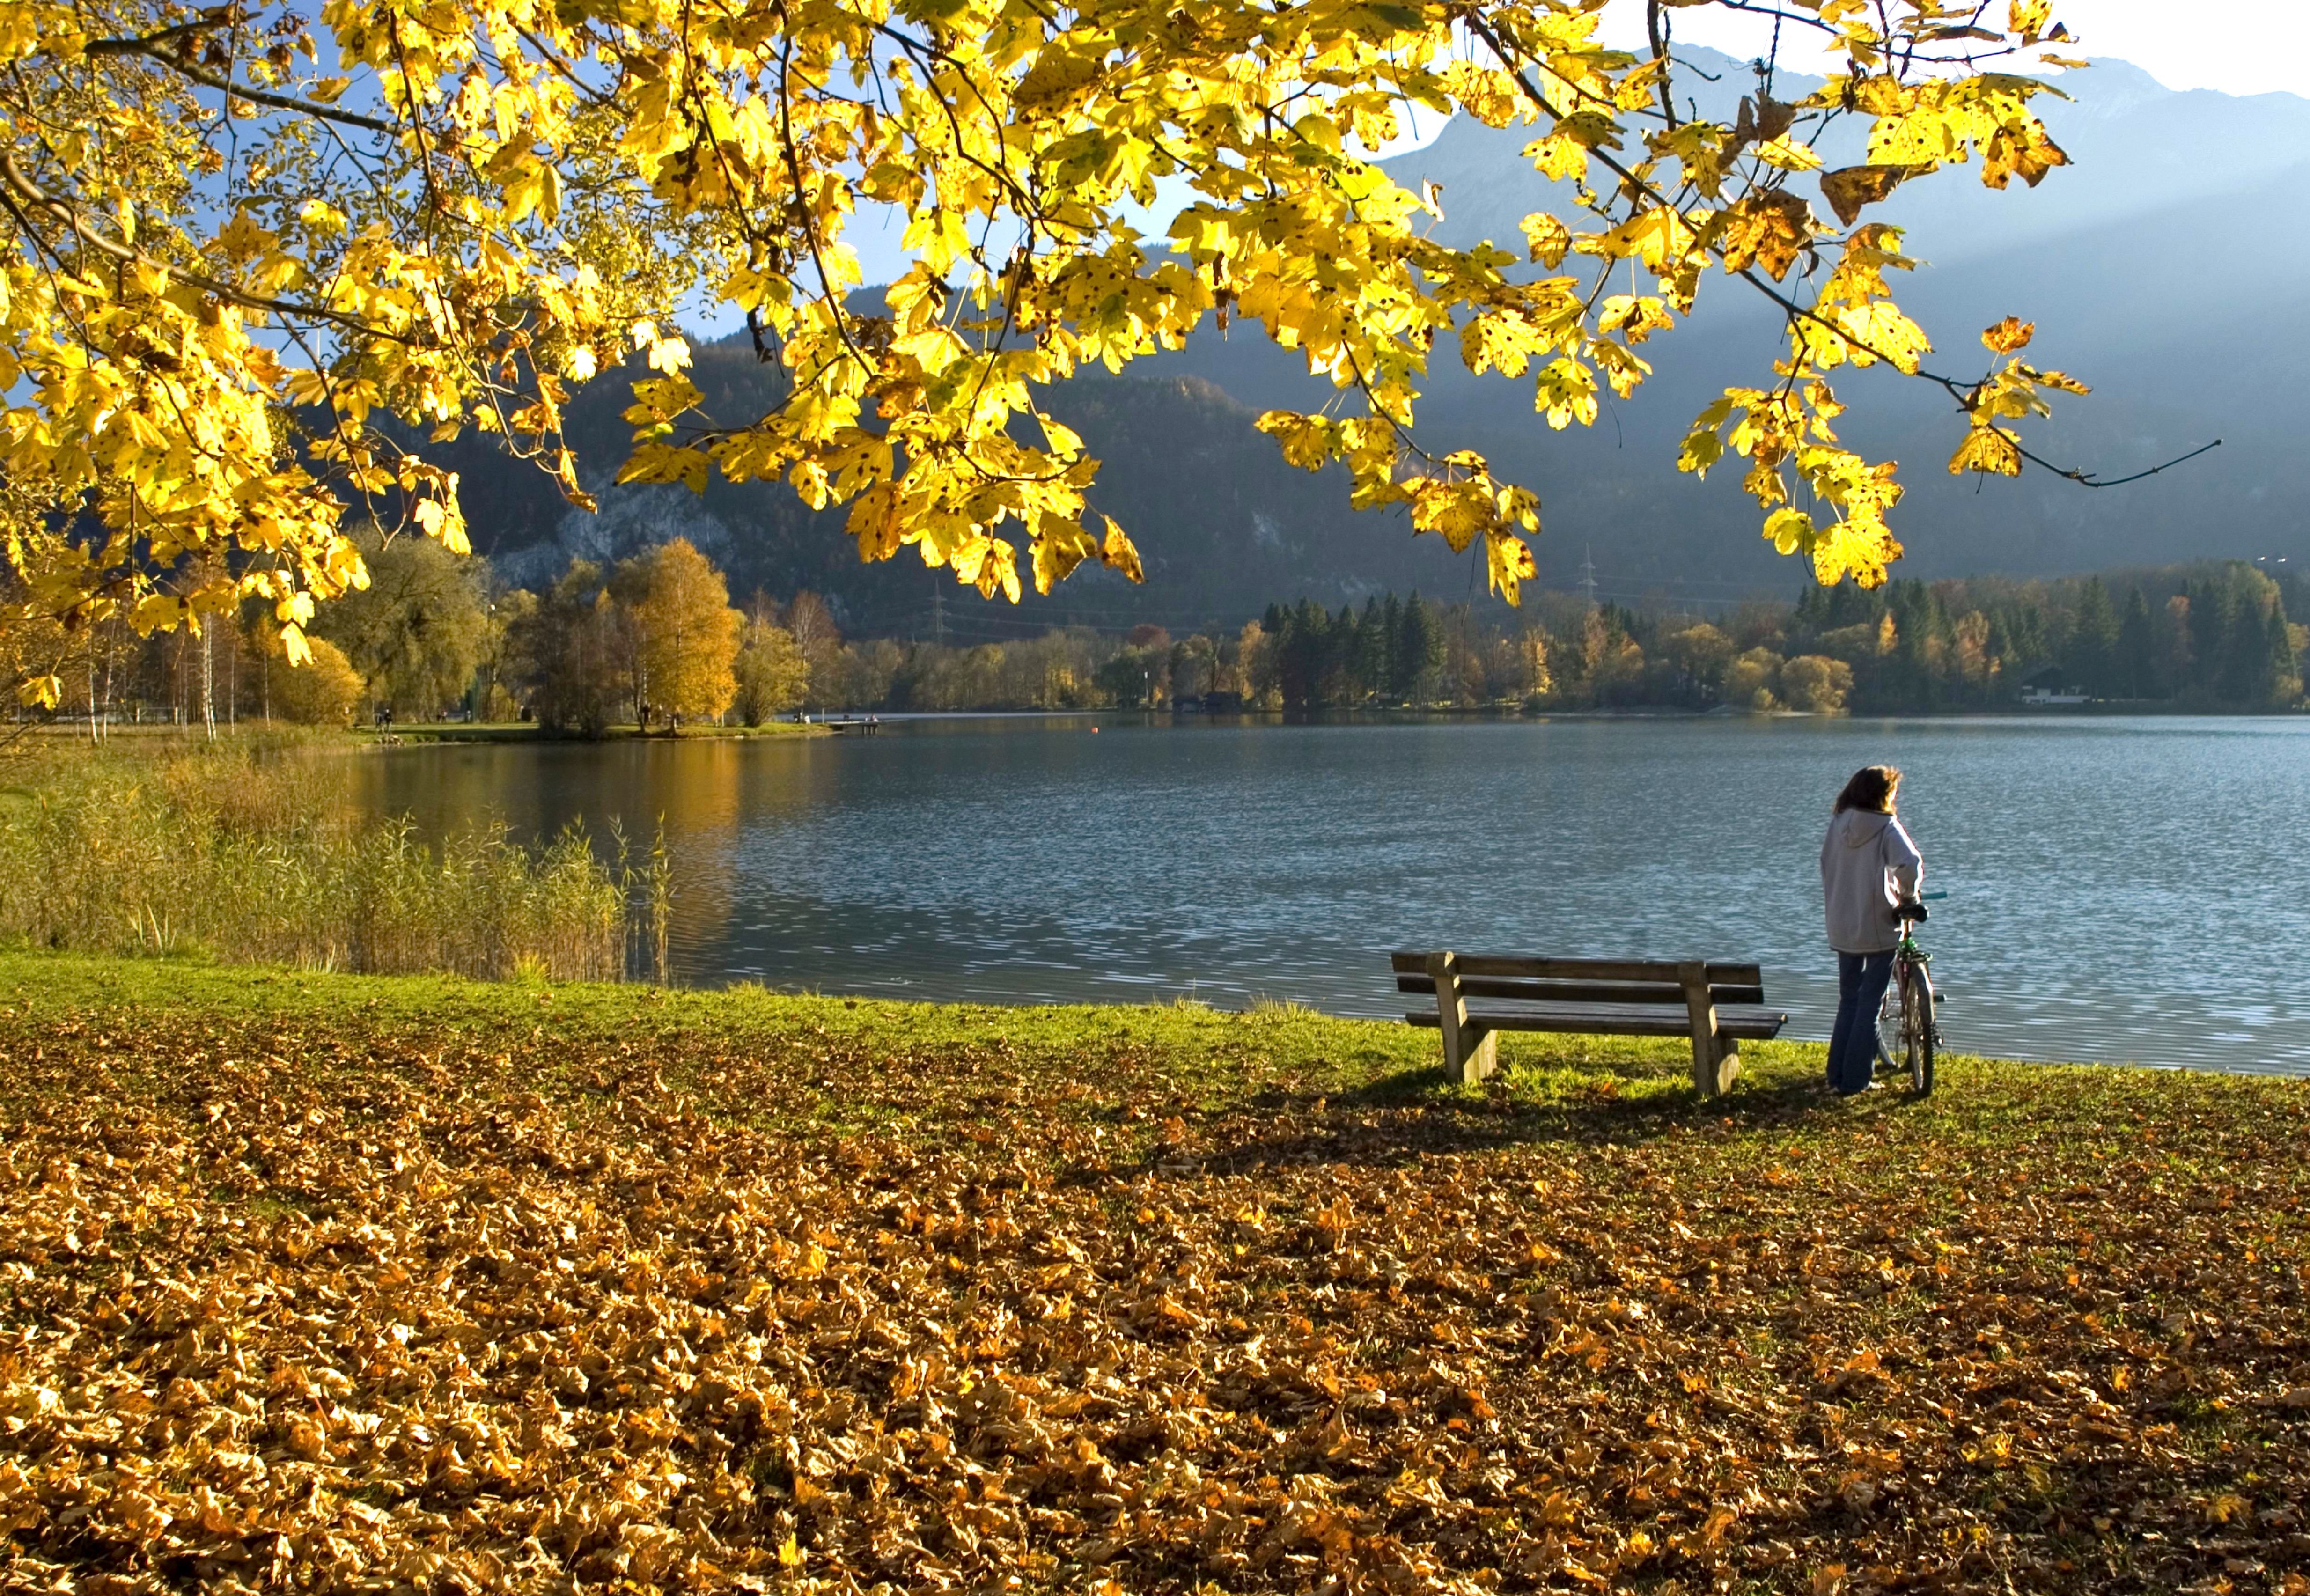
top-left (1187, 1061), bottom-right (1927, 1173)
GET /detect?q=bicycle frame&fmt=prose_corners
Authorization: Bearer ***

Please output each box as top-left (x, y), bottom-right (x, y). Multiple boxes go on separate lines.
top-left (1876, 893), bottom-right (1945, 1085)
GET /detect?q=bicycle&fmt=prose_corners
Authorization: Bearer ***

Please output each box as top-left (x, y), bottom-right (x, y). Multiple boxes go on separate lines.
top-left (1875, 891), bottom-right (1946, 1096)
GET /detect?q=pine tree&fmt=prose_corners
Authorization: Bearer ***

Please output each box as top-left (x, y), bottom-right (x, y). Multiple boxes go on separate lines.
top-left (1350, 597), bottom-right (1384, 700)
top-left (1271, 603), bottom-right (1307, 706)
top-left (2008, 604), bottom-right (2048, 675)
top-left (1395, 593), bottom-right (1443, 705)
top-left (2216, 581), bottom-right (2262, 703)
top-left (1824, 581), bottom-right (1884, 630)
top-left (1378, 595), bottom-right (1404, 700)
top-left (1326, 605), bottom-right (1359, 705)
top-left (2116, 587), bottom-right (2156, 699)
top-left (1983, 612), bottom-right (2013, 672)
top-left (1298, 599), bottom-right (1331, 706)
top-left (1886, 580), bottom-right (1937, 710)
top-left (2164, 594), bottom-right (2196, 694)
top-left (2068, 578), bottom-right (2118, 696)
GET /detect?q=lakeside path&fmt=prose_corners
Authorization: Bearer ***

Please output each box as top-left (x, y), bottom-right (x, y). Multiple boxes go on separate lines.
top-left (2, 956), bottom-right (2306, 1594)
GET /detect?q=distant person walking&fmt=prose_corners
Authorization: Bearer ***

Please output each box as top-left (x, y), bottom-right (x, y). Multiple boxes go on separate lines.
top-left (1820, 765), bottom-right (1924, 1097)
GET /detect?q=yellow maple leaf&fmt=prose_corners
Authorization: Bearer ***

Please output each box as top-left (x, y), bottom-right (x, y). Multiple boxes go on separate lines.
top-left (1486, 530), bottom-right (1535, 603)
top-left (1948, 425), bottom-right (2023, 476)
top-left (1098, 517), bottom-right (1143, 582)
top-left (1981, 316), bottom-right (2035, 354)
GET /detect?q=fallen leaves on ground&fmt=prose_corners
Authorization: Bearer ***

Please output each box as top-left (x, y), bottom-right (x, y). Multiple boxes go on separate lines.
top-left (2, 1002), bottom-right (2308, 1595)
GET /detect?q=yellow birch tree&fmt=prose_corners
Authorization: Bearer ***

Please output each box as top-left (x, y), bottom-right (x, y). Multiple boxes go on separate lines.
top-left (631, 537), bottom-right (740, 728)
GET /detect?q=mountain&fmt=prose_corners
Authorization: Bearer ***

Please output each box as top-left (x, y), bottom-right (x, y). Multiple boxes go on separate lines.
top-left (464, 52), bottom-right (2310, 623)
top-left (1156, 49), bottom-right (2310, 598)
top-left (454, 344), bottom-right (1459, 636)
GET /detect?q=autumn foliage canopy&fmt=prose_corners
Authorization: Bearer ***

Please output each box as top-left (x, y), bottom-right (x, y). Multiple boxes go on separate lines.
top-left (5, 0), bottom-right (2095, 703)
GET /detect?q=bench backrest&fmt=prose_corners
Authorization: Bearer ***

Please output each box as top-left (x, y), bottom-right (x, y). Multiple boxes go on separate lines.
top-left (1391, 950), bottom-right (1764, 1006)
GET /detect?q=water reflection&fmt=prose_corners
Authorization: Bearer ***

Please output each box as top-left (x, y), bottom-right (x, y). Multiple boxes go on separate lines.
top-left (359, 716), bottom-right (2310, 1075)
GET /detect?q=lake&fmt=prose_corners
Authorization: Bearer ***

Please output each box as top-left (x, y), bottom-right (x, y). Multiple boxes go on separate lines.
top-left (357, 715), bottom-right (2310, 1075)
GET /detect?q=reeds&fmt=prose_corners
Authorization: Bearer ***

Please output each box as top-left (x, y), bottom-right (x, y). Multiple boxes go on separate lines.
top-left (0, 736), bottom-right (650, 982)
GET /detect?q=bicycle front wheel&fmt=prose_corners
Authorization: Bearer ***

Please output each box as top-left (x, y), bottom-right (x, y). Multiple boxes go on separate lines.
top-left (1874, 975), bottom-right (1903, 1077)
top-left (1902, 964), bottom-right (1936, 1096)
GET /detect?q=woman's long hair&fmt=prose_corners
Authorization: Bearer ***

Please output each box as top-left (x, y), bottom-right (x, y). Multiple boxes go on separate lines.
top-left (1834, 765), bottom-right (1901, 815)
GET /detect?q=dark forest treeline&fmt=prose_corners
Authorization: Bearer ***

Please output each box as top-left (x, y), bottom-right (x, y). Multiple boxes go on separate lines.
top-left (701, 557), bottom-right (2302, 718)
top-left (1781, 560), bottom-right (2303, 712)
top-left (13, 550), bottom-right (2302, 732)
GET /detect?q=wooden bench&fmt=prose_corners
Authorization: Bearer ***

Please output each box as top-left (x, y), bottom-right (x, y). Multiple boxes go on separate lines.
top-left (1393, 951), bottom-right (1789, 1097)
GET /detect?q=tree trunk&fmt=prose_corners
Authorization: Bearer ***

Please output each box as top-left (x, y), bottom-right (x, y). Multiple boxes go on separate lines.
top-left (201, 625), bottom-right (216, 740)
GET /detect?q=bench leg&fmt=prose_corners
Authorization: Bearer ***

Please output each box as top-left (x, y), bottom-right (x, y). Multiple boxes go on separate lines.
top-left (1428, 950), bottom-right (1499, 1085)
top-left (1695, 1037), bottom-right (1740, 1098)
top-left (1679, 960), bottom-right (1733, 1100)
top-left (1446, 1027), bottom-right (1499, 1086)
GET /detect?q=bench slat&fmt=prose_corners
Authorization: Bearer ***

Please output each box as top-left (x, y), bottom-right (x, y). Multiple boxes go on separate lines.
top-left (1405, 1003), bottom-right (1789, 1040)
top-left (1398, 974), bottom-right (1766, 1006)
top-left (1391, 950), bottom-right (1763, 985)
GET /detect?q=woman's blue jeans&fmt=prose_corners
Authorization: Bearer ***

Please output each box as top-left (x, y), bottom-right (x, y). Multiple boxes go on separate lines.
top-left (1829, 949), bottom-right (1896, 1095)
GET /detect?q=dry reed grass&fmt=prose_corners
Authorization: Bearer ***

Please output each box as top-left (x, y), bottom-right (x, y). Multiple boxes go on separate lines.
top-left (0, 735), bottom-right (656, 981)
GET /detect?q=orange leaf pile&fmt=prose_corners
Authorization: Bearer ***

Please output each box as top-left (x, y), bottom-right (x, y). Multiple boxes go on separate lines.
top-left (2, 1002), bottom-right (2307, 1594)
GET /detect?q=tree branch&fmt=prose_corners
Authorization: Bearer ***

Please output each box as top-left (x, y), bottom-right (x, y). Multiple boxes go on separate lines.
top-left (81, 38), bottom-right (399, 136)
top-left (2020, 436), bottom-right (2222, 488)
top-left (1644, 1), bottom-right (1677, 129)
top-left (0, 154), bottom-right (417, 342)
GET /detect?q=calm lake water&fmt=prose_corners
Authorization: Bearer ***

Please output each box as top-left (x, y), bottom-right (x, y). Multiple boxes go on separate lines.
top-left (358, 716), bottom-right (2310, 1075)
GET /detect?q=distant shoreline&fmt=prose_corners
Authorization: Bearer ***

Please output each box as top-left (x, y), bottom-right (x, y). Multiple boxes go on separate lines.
top-left (13, 700), bottom-right (2301, 750)
top-left (349, 720), bottom-right (833, 745)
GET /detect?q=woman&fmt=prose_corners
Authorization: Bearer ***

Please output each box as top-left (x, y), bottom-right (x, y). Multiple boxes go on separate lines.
top-left (1820, 765), bottom-right (1923, 1096)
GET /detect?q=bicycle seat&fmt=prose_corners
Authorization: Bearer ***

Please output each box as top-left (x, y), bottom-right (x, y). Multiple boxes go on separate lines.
top-left (1896, 899), bottom-right (1928, 922)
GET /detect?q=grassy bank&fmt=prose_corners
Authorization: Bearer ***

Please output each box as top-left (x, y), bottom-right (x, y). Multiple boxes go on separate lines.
top-left (0, 737), bottom-right (657, 980)
top-left (1, 952), bottom-right (2306, 1595)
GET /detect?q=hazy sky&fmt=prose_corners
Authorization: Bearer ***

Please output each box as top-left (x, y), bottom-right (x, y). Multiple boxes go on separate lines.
top-left (1654, 0), bottom-right (2310, 99)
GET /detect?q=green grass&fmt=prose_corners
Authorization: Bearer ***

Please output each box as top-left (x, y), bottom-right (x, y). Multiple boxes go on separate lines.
top-left (3, 950), bottom-right (2307, 1596)
top-left (0, 948), bottom-right (1784, 1114)
top-left (1, 947), bottom-right (2277, 1140)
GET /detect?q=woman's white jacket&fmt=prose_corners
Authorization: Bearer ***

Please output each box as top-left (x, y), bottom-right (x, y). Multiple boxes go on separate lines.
top-left (1820, 809), bottom-right (1923, 954)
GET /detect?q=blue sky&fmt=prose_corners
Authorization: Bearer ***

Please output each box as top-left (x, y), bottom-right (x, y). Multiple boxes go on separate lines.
top-left (1647, 0), bottom-right (2310, 98)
